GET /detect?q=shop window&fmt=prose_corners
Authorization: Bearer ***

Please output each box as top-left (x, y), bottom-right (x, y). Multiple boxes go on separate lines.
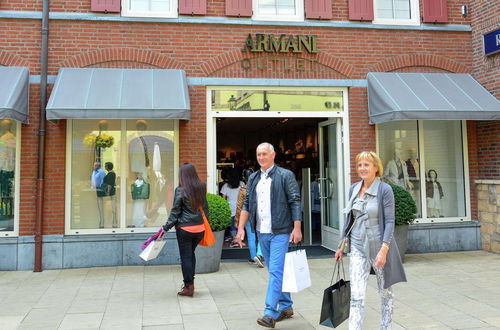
top-left (122, 0), bottom-right (178, 18)
top-left (0, 120), bottom-right (19, 236)
top-left (373, 0), bottom-right (419, 25)
top-left (253, 0), bottom-right (304, 21)
top-left (377, 120), bottom-right (467, 223)
top-left (212, 90), bottom-right (343, 112)
top-left (69, 119), bottom-right (177, 233)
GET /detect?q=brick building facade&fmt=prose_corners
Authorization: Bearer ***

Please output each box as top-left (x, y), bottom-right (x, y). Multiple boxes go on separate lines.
top-left (0, 0), bottom-right (498, 270)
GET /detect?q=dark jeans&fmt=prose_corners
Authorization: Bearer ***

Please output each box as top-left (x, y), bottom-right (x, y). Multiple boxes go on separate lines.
top-left (176, 229), bottom-right (204, 286)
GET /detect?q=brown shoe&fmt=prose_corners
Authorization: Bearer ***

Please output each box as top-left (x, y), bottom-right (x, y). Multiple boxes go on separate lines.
top-left (256, 315), bottom-right (276, 328)
top-left (177, 284), bottom-right (194, 297)
top-left (276, 309), bottom-right (294, 322)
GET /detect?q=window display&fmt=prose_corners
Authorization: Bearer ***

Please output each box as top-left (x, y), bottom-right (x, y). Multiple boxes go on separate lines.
top-left (422, 121), bottom-right (466, 218)
top-left (70, 119), bottom-right (176, 232)
top-left (0, 119), bottom-right (16, 232)
top-left (377, 121), bottom-right (421, 217)
top-left (377, 120), bottom-right (467, 222)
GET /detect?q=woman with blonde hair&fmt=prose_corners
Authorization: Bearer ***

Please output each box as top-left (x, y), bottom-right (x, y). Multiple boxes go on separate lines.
top-left (335, 151), bottom-right (406, 329)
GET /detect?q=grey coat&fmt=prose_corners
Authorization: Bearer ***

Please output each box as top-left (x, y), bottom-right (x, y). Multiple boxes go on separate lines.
top-left (342, 180), bottom-right (407, 289)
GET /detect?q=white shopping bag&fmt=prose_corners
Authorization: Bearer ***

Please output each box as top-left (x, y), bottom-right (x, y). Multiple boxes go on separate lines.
top-left (139, 239), bottom-right (166, 261)
top-left (282, 249), bottom-right (312, 293)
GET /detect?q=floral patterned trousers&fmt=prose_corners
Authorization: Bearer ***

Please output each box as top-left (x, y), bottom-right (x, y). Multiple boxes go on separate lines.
top-left (349, 245), bottom-right (394, 330)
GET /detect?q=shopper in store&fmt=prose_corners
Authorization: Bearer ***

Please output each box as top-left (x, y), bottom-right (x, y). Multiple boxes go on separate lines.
top-left (162, 163), bottom-right (208, 297)
top-left (236, 142), bottom-right (302, 328)
top-left (103, 162), bottom-right (117, 228)
top-left (235, 168), bottom-right (265, 268)
top-left (335, 151), bottom-right (406, 330)
top-left (221, 167), bottom-right (244, 248)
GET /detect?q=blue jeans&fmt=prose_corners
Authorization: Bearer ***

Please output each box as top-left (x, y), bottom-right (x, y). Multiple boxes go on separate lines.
top-left (245, 221), bottom-right (262, 259)
top-left (258, 232), bottom-right (293, 320)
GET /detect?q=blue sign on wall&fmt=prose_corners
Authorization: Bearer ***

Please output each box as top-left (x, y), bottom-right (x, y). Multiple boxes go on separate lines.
top-left (484, 29), bottom-right (500, 56)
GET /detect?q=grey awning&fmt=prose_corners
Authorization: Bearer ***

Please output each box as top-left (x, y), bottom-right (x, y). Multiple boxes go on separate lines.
top-left (367, 72), bottom-right (500, 124)
top-left (0, 67), bottom-right (29, 123)
top-left (46, 68), bottom-right (190, 120)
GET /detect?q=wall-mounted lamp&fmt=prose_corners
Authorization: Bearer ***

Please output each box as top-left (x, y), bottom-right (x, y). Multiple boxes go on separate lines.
top-left (461, 5), bottom-right (468, 18)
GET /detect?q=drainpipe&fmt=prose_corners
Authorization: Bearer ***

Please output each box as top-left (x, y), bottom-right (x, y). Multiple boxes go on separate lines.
top-left (34, 0), bottom-right (49, 272)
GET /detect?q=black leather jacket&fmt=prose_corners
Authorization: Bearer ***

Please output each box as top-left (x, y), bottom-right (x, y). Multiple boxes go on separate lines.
top-left (242, 165), bottom-right (301, 234)
top-left (163, 187), bottom-right (209, 231)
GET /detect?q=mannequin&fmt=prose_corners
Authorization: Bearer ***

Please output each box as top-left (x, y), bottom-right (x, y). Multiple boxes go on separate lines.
top-left (0, 119), bottom-right (15, 220)
top-left (129, 120), bottom-right (150, 227)
top-left (384, 142), bottom-right (412, 191)
top-left (405, 147), bottom-right (419, 181)
top-left (405, 147), bottom-right (420, 211)
top-left (426, 169), bottom-right (444, 217)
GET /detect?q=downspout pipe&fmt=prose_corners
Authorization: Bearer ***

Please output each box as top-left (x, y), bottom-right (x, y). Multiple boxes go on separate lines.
top-left (34, 0), bottom-right (49, 272)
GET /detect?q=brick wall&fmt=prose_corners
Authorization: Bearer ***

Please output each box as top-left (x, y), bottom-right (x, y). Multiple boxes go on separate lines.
top-left (0, 0), bottom-right (472, 24)
top-left (0, 1), bottom-right (478, 236)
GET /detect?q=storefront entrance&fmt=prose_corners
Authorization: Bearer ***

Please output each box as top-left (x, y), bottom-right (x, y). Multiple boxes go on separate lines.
top-left (207, 87), bottom-right (349, 252)
top-left (213, 117), bottom-right (345, 251)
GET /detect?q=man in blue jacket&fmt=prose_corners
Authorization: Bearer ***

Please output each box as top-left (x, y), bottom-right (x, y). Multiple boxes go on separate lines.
top-left (237, 142), bottom-right (302, 328)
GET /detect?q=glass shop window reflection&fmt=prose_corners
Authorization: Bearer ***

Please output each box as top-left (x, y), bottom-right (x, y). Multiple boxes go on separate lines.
top-left (126, 119), bottom-right (175, 229)
top-left (70, 119), bottom-right (176, 231)
top-left (0, 119), bottom-right (16, 232)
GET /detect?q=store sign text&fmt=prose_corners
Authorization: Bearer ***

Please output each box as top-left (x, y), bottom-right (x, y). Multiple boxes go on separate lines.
top-left (242, 34), bottom-right (318, 54)
top-left (240, 57), bottom-right (318, 72)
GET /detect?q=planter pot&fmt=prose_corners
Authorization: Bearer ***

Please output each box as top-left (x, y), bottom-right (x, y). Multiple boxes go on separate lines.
top-left (195, 230), bottom-right (225, 274)
top-left (394, 224), bottom-right (409, 263)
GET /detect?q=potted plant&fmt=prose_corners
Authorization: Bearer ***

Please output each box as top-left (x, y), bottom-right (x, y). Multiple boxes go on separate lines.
top-left (195, 193), bottom-right (232, 273)
top-left (389, 183), bottom-right (417, 262)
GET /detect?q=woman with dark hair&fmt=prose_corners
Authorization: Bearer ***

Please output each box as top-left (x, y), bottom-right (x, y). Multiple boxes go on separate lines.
top-left (221, 167), bottom-right (244, 247)
top-left (162, 163), bottom-right (208, 297)
top-left (426, 169), bottom-right (444, 217)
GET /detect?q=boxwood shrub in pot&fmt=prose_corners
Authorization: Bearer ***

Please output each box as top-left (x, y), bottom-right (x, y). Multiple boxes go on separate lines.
top-left (206, 192), bottom-right (232, 231)
top-left (389, 183), bottom-right (417, 261)
top-left (195, 193), bottom-right (232, 274)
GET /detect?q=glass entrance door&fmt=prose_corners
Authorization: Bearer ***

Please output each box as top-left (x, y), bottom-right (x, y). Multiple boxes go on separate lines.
top-left (319, 119), bottom-right (344, 250)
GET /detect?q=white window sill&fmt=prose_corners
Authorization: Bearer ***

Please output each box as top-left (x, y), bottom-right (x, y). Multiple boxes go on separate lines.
top-left (121, 11), bottom-right (178, 18)
top-left (252, 15), bottom-right (304, 22)
top-left (373, 18), bottom-right (420, 26)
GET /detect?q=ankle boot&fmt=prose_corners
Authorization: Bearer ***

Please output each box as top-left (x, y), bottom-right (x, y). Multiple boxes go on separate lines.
top-left (177, 284), bottom-right (194, 297)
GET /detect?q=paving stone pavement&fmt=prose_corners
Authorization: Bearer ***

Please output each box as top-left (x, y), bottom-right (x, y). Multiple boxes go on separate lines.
top-left (1, 251), bottom-right (499, 330)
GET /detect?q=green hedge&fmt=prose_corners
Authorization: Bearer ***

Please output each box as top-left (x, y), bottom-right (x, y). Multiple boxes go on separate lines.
top-left (206, 193), bottom-right (232, 232)
top-left (389, 183), bottom-right (417, 226)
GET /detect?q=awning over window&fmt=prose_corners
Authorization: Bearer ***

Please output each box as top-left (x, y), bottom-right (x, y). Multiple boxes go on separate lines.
top-left (0, 67), bottom-right (29, 124)
top-left (367, 72), bottom-right (500, 124)
top-left (46, 68), bottom-right (190, 120)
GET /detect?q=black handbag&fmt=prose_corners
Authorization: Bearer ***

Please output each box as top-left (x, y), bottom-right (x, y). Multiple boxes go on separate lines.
top-left (319, 260), bottom-right (350, 328)
top-left (131, 181), bottom-right (150, 200)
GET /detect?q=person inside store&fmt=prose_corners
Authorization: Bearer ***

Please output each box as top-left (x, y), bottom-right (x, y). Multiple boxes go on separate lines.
top-left (91, 161), bottom-right (106, 228)
top-left (161, 163), bottom-right (208, 297)
top-left (236, 142), bottom-right (302, 328)
top-left (235, 168), bottom-right (265, 268)
top-left (221, 167), bottom-right (244, 248)
top-left (103, 162), bottom-right (117, 228)
top-left (335, 151), bottom-right (406, 330)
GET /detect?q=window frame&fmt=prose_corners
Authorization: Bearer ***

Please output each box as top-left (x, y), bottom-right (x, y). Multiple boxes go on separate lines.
top-left (65, 119), bottom-right (179, 235)
top-left (252, 0), bottom-right (305, 22)
top-left (121, 0), bottom-right (178, 18)
top-left (0, 121), bottom-right (21, 237)
top-left (372, 0), bottom-right (420, 26)
top-left (375, 120), bottom-right (471, 224)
